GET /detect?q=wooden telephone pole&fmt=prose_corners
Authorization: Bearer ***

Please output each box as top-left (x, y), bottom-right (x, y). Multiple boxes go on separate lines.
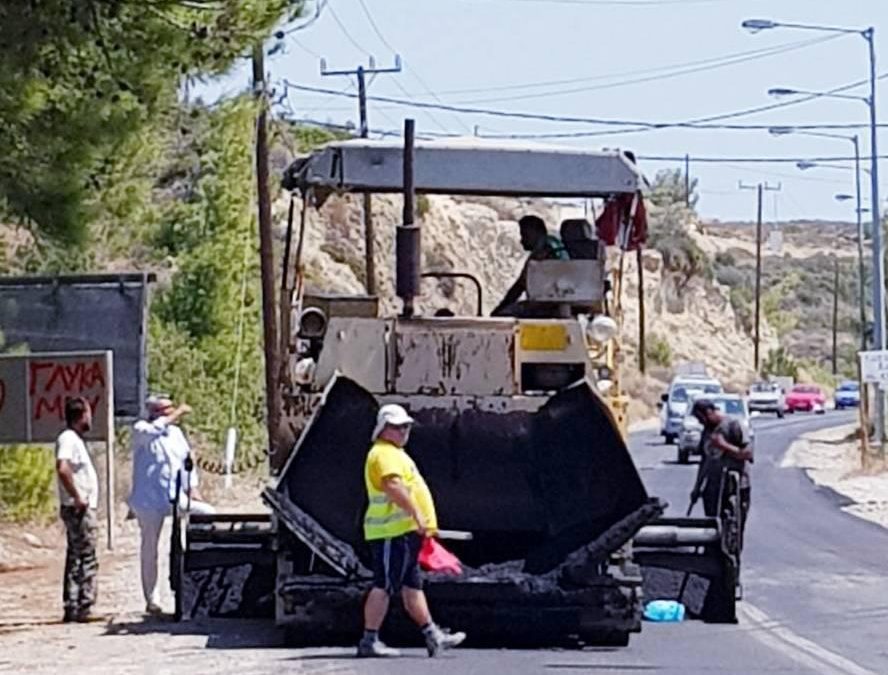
top-left (320, 56), bottom-right (402, 296)
top-left (833, 255), bottom-right (840, 375)
top-left (739, 181), bottom-right (781, 373)
top-left (252, 44), bottom-right (281, 454)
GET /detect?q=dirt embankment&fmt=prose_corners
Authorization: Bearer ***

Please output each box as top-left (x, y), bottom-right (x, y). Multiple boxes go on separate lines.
top-left (783, 424), bottom-right (888, 529)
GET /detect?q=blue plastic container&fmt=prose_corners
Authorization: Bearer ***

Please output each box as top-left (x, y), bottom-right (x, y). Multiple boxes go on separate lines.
top-left (643, 600), bottom-right (686, 622)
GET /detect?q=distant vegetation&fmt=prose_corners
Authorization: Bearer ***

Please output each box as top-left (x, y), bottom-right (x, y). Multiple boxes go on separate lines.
top-left (713, 247), bottom-right (862, 379)
top-left (645, 334), bottom-right (673, 368)
top-left (646, 169), bottom-right (711, 287)
top-left (761, 347), bottom-right (799, 381)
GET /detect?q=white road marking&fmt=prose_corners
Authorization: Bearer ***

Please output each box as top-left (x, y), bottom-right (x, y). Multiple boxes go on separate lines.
top-left (739, 603), bottom-right (877, 675)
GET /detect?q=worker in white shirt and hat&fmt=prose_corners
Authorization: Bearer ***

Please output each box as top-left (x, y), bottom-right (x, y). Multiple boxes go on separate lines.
top-left (129, 394), bottom-right (214, 615)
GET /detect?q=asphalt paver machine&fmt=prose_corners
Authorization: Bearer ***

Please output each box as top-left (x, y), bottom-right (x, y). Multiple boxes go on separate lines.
top-left (172, 124), bottom-right (740, 646)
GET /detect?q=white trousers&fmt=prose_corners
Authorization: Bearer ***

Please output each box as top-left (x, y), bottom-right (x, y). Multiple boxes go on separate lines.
top-left (135, 500), bottom-right (216, 606)
top-left (135, 510), bottom-right (166, 605)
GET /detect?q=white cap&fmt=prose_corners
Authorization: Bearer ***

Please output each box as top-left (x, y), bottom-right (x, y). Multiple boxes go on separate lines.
top-left (372, 404), bottom-right (415, 440)
top-left (145, 393), bottom-right (172, 413)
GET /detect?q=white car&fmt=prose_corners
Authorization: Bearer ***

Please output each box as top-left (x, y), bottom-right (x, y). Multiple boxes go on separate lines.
top-left (747, 381), bottom-right (785, 418)
top-left (659, 376), bottom-right (723, 444)
top-left (677, 393), bottom-right (754, 464)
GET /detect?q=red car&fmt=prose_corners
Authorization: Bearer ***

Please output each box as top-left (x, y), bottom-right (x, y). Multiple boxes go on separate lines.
top-left (785, 384), bottom-right (826, 414)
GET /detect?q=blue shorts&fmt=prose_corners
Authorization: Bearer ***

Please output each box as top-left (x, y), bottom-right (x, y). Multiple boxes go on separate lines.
top-left (369, 532), bottom-right (423, 593)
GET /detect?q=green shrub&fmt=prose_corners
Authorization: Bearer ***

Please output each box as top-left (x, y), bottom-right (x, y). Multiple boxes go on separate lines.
top-left (417, 194), bottom-right (431, 219)
top-left (729, 286), bottom-right (754, 334)
top-left (646, 334), bottom-right (673, 368)
top-left (761, 347), bottom-right (799, 380)
top-left (0, 446), bottom-right (56, 523)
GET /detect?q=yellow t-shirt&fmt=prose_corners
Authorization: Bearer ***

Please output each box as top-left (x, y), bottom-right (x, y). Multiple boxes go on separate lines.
top-left (364, 439), bottom-right (438, 540)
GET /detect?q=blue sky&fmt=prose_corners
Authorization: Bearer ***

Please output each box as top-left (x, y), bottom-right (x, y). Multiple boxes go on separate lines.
top-left (200, 0), bottom-right (888, 223)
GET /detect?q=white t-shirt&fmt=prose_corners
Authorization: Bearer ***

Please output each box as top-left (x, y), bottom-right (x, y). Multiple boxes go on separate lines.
top-left (129, 417), bottom-right (200, 515)
top-left (55, 429), bottom-right (99, 510)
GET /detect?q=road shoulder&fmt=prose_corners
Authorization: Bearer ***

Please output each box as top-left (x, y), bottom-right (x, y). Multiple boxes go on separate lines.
top-left (782, 423), bottom-right (888, 530)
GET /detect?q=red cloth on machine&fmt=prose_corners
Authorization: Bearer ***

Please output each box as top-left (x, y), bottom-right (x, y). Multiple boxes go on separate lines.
top-left (418, 537), bottom-right (462, 575)
top-left (595, 192), bottom-right (648, 251)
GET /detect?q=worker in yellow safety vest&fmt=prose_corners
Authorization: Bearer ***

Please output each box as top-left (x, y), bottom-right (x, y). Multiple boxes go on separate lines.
top-left (358, 404), bottom-right (466, 658)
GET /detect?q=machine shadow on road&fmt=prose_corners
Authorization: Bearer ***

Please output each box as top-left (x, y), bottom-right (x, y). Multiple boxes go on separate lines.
top-left (102, 617), bottom-right (285, 650)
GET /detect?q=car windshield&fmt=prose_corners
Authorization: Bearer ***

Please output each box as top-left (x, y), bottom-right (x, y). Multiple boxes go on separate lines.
top-left (673, 383), bottom-right (719, 401)
top-left (671, 387), bottom-right (690, 402)
top-left (793, 385), bottom-right (820, 394)
top-left (838, 383), bottom-right (859, 392)
top-left (716, 399), bottom-right (745, 416)
top-left (751, 382), bottom-right (778, 393)
top-left (685, 397), bottom-right (745, 418)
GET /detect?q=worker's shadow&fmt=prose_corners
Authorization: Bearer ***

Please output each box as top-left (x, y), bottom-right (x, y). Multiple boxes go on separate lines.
top-left (102, 615), bottom-right (285, 649)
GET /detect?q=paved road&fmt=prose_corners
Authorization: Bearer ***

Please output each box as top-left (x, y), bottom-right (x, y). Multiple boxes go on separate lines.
top-left (276, 410), bottom-right (887, 674)
top-left (12, 411), bottom-right (878, 674)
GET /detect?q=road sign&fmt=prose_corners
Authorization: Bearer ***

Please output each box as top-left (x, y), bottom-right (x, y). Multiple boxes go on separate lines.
top-left (0, 351), bottom-right (117, 549)
top-left (0, 352), bottom-right (112, 443)
top-left (859, 350), bottom-right (888, 384)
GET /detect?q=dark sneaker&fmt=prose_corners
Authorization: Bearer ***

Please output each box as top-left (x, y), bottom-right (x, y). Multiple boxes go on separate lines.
top-left (62, 610), bottom-right (77, 624)
top-left (145, 602), bottom-right (164, 616)
top-left (356, 638), bottom-right (401, 658)
top-left (425, 626), bottom-right (466, 657)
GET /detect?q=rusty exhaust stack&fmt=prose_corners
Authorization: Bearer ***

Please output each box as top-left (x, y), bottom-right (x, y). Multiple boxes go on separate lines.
top-left (396, 119), bottom-right (420, 318)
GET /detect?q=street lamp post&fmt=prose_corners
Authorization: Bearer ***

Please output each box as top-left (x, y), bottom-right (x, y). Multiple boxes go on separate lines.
top-left (748, 18), bottom-right (885, 451)
top-left (772, 127), bottom-right (869, 353)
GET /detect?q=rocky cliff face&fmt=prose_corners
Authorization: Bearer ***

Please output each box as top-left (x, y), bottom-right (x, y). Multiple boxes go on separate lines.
top-left (287, 193), bottom-right (557, 316)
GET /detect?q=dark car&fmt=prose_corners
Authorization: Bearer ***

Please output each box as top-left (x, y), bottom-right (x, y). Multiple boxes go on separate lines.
top-left (835, 381), bottom-right (861, 409)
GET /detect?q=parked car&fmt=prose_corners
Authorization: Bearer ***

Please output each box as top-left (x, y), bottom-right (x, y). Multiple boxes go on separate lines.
top-left (834, 381), bottom-right (861, 409)
top-left (677, 393), bottom-right (754, 464)
top-left (659, 375), bottom-right (723, 444)
top-left (747, 381), bottom-right (785, 418)
top-left (785, 384), bottom-right (826, 414)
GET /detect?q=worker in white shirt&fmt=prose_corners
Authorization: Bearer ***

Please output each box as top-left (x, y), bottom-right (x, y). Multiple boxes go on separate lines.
top-left (129, 395), bottom-right (214, 615)
top-left (56, 397), bottom-right (99, 623)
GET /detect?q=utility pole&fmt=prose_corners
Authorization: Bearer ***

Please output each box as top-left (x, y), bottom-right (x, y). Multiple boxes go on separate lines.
top-left (684, 154), bottom-right (691, 208)
top-left (321, 56), bottom-right (402, 296)
top-left (637, 247), bottom-right (646, 374)
top-left (832, 255), bottom-right (840, 375)
top-left (252, 44), bottom-right (280, 455)
top-left (739, 181), bottom-right (782, 373)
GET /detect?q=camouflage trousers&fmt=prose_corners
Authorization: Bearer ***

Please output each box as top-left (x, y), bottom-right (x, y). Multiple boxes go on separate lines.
top-left (60, 507), bottom-right (98, 616)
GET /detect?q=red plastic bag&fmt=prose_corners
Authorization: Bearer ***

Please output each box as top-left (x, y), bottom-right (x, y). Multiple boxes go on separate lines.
top-left (419, 537), bottom-right (462, 575)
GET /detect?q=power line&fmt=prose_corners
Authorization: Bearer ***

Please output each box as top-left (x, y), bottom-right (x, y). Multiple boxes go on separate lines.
top-left (356, 0), bottom-right (398, 53)
top-left (460, 0), bottom-right (736, 6)
top-left (263, 114), bottom-right (888, 166)
top-left (280, 80), bottom-right (888, 132)
top-left (434, 36), bottom-right (834, 97)
top-left (280, 0), bottom-right (328, 35)
top-left (456, 36), bottom-right (840, 104)
top-left (326, 1), bottom-right (370, 55)
top-left (287, 35), bottom-right (322, 59)
top-left (639, 155), bottom-right (888, 164)
top-left (354, 0), bottom-right (472, 133)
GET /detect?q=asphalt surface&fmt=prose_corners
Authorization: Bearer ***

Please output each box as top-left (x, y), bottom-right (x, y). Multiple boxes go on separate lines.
top-left (277, 409), bottom-right (888, 674)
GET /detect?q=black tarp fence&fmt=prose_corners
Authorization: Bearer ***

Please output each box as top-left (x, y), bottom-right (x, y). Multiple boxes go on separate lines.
top-left (0, 273), bottom-right (154, 419)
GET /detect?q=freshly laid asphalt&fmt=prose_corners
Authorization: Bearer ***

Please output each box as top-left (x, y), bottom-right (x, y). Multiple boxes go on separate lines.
top-left (281, 410), bottom-right (888, 674)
